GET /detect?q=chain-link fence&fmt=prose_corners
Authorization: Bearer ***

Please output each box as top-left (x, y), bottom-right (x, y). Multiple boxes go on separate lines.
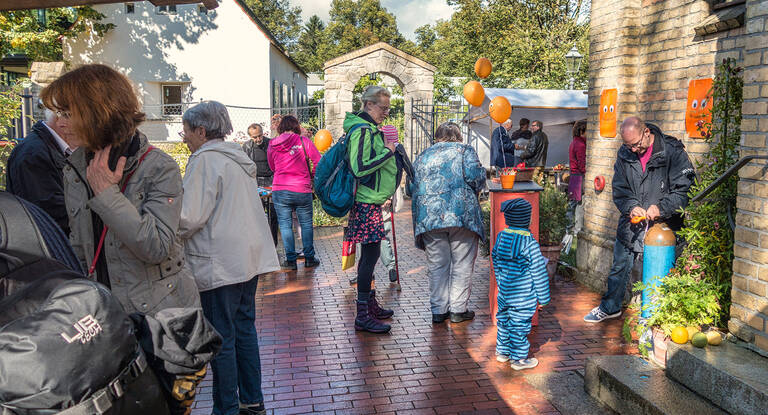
top-left (142, 103), bottom-right (325, 142)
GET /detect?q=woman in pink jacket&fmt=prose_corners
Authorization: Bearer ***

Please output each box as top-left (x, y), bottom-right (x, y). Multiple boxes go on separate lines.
top-left (268, 115), bottom-right (322, 270)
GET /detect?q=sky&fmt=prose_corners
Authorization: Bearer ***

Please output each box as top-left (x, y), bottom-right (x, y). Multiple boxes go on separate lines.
top-left (291, 0), bottom-right (457, 41)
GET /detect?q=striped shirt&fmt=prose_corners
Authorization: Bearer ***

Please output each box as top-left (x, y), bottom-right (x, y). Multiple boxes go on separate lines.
top-left (491, 228), bottom-right (551, 309)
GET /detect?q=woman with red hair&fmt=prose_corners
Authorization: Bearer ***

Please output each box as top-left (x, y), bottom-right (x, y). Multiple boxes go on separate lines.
top-left (42, 63), bottom-right (200, 314)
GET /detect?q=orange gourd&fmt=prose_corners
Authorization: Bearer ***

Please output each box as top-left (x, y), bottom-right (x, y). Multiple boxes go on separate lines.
top-left (489, 96), bottom-right (512, 124)
top-left (474, 57), bottom-right (492, 79)
top-left (314, 129), bottom-right (333, 152)
top-left (463, 81), bottom-right (485, 107)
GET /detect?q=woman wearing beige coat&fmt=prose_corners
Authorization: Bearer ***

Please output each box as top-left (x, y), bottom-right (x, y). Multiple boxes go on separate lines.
top-left (44, 64), bottom-right (200, 315)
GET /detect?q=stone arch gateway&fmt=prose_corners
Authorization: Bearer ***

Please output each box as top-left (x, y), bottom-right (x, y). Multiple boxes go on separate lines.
top-left (323, 42), bottom-right (435, 157)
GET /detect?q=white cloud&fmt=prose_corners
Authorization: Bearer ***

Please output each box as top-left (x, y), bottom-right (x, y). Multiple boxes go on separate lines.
top-left (288, 0), bottom-right (456, 41)
top-left (381, 0), bottom-right (455, 41)
top-left (293, 0), bottom-right (332, 22)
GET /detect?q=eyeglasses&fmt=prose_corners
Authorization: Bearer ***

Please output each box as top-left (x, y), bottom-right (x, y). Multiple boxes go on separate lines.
top-left (624, 129), bottom-right (649, 150)
top-left (250, 134), bottom-right (263, 139)
top-left (55, 110), bottom-right (71, 119)
top-left (373, 103), bottom-right (390, 114)
top-left (178, 131), bottom-right (185, 139)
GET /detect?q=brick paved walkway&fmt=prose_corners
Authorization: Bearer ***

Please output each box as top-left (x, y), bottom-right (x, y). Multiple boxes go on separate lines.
top-left (192, 208), bottom-right (636, 415)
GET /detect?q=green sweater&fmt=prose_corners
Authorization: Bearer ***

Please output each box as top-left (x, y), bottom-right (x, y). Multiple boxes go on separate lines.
top-left (343, 112), bottom-right (397, 205)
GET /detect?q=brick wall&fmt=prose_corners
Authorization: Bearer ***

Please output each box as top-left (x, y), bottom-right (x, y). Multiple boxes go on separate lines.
top-left (730, 0), bottom-right (768, 352)
top-left (579, 0), bottom-right (745, 289)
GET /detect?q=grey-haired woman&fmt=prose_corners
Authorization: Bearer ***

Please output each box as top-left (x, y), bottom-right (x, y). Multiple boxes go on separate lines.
top-left (410, 122), bottom-right (486, 324)
top-left (179, 101), bottom-right (280, 415)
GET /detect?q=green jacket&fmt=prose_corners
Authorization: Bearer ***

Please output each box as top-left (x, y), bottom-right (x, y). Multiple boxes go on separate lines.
top-left (344, 112), bottom-right (397, 205)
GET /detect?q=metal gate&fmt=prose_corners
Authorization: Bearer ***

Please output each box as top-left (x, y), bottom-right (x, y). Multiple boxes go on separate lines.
top-left (409, 98), bottom-right (470, 161)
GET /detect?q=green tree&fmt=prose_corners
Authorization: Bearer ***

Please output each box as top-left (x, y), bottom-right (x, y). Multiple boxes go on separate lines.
top-left (319, 0), bottom-right (408, 63)
top-left (242, 0), bottom-right (303, 51)
top-left (431, 0), bottom-right (589, 89)
top-left (0, 7), bottom-right (113, 61)
top-left (293, 15), bottom-right (326, 72)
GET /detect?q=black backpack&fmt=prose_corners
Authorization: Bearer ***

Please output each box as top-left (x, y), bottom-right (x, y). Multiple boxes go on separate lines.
top-left (0, 260), bottom-right (170, 415)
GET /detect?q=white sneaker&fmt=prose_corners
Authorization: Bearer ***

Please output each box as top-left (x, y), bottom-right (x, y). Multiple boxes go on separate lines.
top-left (510, 358), bottom-right (538, 370)
top-left (495, 352), bottom-right (510, 362)
top-left (583, 306), bottom-right (622, 323)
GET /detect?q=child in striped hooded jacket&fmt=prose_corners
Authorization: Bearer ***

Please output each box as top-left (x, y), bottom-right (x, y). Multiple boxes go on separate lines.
top-left (492, 198), bottom-right (551, 370)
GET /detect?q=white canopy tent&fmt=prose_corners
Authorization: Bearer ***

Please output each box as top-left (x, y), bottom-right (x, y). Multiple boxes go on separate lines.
top-left (462, 88), bottom-right (588, 169)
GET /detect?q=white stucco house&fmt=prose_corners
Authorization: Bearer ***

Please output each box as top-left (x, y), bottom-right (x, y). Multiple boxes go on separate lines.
top-left (63, 0), bottom-right (308, 140)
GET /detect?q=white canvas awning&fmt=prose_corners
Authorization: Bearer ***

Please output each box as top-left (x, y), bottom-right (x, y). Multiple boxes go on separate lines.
top-left (462, 88), bottom-right (588, 168)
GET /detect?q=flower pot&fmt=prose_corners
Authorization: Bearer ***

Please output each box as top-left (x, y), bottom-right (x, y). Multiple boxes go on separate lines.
top-left (500, 173), bottom-right (516, 189)
top-left (540, 244), bottom-right (562, 281)
top-left (650, 327), bottom-right (668, 368)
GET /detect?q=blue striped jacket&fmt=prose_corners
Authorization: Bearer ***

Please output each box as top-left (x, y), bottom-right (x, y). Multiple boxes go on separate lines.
top-left (491, 228), bottom-right (551, 310)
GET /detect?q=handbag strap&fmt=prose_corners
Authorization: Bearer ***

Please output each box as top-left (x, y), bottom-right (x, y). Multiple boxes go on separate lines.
top-left (299, 137), bottom-right (314, 181)
top-left (88, 146), bottom-right (155, 277)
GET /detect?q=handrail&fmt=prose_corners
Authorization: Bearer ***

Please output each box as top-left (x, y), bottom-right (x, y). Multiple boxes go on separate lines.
top-left (691, 155), bottom-right (768, 203)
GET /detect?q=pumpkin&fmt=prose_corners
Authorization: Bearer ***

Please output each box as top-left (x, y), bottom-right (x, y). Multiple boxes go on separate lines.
top-left (314, 129), bottom-right (333, 152)
top-left (463, 81), bottom-right (485, 107)
top-left (489, 96), bottom-right (512, 124)
top-left (474, 57), bottom-right (492, 79)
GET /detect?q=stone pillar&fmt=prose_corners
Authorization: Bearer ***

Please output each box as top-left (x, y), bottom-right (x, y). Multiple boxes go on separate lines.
top-left (730, 0), bottom-right (768, 353)
top-left (577, 0), bottom-right (642, 292)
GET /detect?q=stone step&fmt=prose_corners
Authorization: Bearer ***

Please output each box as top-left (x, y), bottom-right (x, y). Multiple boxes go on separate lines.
top-left (666, 340), bottom-right (768, 415)
top-left (525, 370), bottom-right (616, 415)
top-left (585, 355), bottom-right (727, 415)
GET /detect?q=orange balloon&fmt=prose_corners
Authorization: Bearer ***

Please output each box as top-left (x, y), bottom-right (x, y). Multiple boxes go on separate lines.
top-left (475, 57), bottom-right (492, 79)
top-left (488, 96), bottom-right (511, 124)
top-left (314, 129), bottom-right (333, 152)
top-left (463, 81), bottom-right (485, 107)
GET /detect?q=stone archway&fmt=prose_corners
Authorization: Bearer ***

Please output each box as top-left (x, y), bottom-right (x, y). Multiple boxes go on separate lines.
top-left (323, 42), bottom-right (435, 156)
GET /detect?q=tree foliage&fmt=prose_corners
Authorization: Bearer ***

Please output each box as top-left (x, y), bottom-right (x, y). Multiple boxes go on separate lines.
top-left (0, 7), bottom-right (113, 61)
top-left (242, 0), bottom-right (303, 51)
top-left (292, 15), bottom-right (326, 72)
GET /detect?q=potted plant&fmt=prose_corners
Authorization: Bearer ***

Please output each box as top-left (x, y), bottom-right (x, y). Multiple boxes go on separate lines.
top-left (538, 178), bottom-right (568, 279)
top-left (626, 265), bottom-right (721, 367)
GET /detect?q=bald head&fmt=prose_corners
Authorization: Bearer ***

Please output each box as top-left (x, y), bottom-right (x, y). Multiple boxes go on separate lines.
top-left (620, 116), bottom-right (652, 153)
top-left (502, 119), bottom-right (512, 130)
top-left (620, 116), bottom-right (645, 138)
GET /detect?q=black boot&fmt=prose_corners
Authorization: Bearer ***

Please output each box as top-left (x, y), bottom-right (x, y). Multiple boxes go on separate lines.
top-left (355, 300), bottom-right (391, 333)
top-left (368, 290), bottom-right (394, 319)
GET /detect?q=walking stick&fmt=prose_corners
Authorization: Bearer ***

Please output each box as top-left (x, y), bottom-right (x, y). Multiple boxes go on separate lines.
top-left (389, 197), bottom-right (401, 291)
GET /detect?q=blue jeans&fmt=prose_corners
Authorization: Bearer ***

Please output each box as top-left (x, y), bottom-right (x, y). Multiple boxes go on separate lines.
top-left (599, 240), bottom-right (639, 315)
top-left (200, 277), bottom-right (263, 415)
top-left (272, 190), bottom-right (314, 261)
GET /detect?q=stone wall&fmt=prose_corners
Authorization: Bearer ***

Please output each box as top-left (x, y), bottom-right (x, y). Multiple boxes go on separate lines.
top-left (730, 0), bottom-right (768, 352)
top-left (323, 42), bottom-right (434, 157)
top-left (579, 0), bottom-right (745, 290)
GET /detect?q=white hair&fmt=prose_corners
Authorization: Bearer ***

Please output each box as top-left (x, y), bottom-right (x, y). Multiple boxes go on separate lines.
top-left (182, 100), bottom-right (233, 139)
top-left (361, 85), bottom-right (391, 106)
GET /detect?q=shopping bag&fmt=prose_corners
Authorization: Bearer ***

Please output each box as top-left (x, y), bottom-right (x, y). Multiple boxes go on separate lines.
top-left (341, 227), bottom-right (356, 270)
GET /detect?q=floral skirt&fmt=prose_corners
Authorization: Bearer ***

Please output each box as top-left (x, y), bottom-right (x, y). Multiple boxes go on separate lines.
top-left (346, 202), bottom-right (386, 244)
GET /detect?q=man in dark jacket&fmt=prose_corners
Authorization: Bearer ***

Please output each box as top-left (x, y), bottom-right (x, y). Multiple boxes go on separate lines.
top-left (584, 116), bottom-right (695, 323)
top-left (490, 119), bottom-right (515, 170)
top-left (6, 110), bottom-right (79, 235)
top-left (508, 118), bottom-right (532, 166)
top-left (241, 123), bottom-right (278, 246)
top-left (518, 120), bottom-right (548, 168)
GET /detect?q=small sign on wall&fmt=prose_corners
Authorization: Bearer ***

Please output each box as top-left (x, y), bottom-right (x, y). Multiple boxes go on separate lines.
top-left (599, 89), bottom-right (617, 138)
top-left (685, 78), bottom-right (713, 138)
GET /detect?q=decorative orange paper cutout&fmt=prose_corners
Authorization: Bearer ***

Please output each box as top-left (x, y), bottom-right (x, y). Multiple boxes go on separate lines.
top-left (599, 89), bottom-right (617, 138)
top-left (685, 78), bottom-right (713, 138)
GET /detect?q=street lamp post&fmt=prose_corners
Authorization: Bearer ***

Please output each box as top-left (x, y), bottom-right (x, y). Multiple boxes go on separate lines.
top-left (565, 46), bottom-right (583, 90)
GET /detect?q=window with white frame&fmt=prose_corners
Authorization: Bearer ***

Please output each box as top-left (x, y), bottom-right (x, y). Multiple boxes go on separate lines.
top-left (156, 5), bottom-right (177, 14)
top-left (273, 80), bottom-right (279, 109)
top-left (162, 84), bottom-right (184, 117)
top-left (282, 83), bottom-right (289, 108)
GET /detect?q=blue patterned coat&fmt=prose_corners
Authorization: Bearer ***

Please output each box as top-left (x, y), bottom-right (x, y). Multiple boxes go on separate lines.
top-left (410, 142), bottom-right (486, 249)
